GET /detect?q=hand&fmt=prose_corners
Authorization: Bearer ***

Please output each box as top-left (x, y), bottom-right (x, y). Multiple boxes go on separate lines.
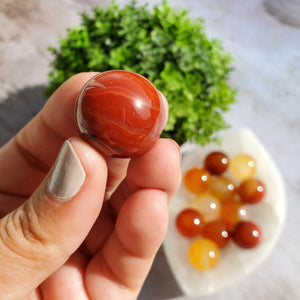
top-left (0, 73), bottom-right (181, 300)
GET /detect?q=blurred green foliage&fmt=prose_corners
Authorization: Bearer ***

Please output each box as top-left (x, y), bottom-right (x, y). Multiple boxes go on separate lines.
top-left (46, 1), bottom-right (236, 145)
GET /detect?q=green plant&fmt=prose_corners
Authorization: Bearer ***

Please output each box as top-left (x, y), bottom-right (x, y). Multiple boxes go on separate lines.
top-left (46, 1), bottom-right (236, 145)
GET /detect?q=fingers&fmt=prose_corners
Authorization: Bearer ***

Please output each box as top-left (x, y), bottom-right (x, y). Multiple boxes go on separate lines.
top-left (84, 138), bottom-right (181, 254)
top-left (109, 138), bottom-right (182, 213)
top-left (39, 252), bottom-right (90, 300)
top-left (0, 138), bottom-right (107, 299)
top-left (86, 189), bottom-right (169, 300)
top-left (159, 91), bottom-right (169, 127)
top-left (102, 90), bottom-right (169, 201)
top-left (84, 138), bottom-right (182, 299)
top-left (0, 71), bottom-right (177, 299)
top-left (0, 72), bottom-right (169, 203)
top-left (127, 139), bottom-right (181, 201)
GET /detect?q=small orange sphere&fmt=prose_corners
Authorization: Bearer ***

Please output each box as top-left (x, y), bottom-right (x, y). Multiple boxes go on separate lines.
top-left (238, 178), bottom-right (265, 204)
top-left (175, 208), bottom-right (204, 237)
top-left (184, 167), bottom-right (210, 194)
top-left (221, 200), bottom-right (247, 230)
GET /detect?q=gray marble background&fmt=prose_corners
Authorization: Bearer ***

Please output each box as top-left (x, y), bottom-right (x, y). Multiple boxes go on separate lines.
top-left (0, 0), bottom-right (299, 299)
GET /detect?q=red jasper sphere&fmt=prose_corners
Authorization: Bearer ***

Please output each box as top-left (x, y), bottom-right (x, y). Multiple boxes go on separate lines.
top-left (75, 70), bottom-right (165, 158)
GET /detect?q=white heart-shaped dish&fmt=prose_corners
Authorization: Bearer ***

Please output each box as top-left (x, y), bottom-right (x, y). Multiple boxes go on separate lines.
top-left (163, 128), bottom-right (285, 296)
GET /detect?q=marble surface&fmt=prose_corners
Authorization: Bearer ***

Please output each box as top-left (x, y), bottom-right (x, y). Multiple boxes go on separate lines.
top-left (0, 0), bottom-right (299, 299)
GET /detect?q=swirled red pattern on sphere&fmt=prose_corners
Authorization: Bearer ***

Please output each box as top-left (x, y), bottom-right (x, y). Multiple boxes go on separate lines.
top-left (75, 70), bottom-right (165, 157)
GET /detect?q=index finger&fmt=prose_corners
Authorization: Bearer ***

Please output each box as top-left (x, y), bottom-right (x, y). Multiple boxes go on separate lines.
top-left (0, 72), bottom-right (169, 199)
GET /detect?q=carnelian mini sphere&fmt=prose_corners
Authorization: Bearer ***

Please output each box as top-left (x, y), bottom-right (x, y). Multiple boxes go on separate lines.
top-left (184, 167), bottom-right (210, 194)
top-left (238, 178), bottom-right (265, 204)
top-left (188, 238), bottom-right (220, 270)
top-left (221, 200), bottom-right (247, 230)
top-left (204, 151), bottom-right (229, 175)
top-left (232, 221), bottom-right (262, 249)
top-left (208, 175), bottom-right (236, 203)
top-left (175, 208), bottom-right (204, 238)
top-left (202, 220), bottom-right (231, 248)
top-left (75, 70), bottom-right (165, 158)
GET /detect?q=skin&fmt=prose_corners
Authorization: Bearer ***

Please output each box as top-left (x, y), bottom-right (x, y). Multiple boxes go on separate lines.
top-left (0, 73), bottom-right (182, 300)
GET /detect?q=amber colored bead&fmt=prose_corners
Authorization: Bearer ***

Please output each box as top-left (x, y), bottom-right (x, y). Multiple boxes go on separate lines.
top-left (184, 167), bottom-right (210, 194)
top-left (208, 175), bottom-right (236, 203)
top-left (238, 178), bottom-right (265, 204)
top-left (188, 238), bottom-right (220, 270)
top-left (221, 200), bottom-right (247, 230)
top-left (228, 154), bottom-right (256, 180)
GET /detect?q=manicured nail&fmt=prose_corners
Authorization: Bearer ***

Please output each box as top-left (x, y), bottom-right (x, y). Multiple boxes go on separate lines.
top-left (47, 140), bottom-right (86, 200)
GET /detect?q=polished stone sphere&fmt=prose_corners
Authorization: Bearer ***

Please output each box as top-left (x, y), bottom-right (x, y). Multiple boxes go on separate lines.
top-left (75, 70), bottom-right (165, 158)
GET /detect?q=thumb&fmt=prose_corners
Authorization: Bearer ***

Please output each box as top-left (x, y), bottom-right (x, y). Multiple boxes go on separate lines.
top-left (0, 138), bottom-right (107, 299)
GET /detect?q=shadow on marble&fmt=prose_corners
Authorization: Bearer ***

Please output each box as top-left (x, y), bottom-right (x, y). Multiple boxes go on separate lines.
top-left (0, 85), bottom-right (47, 146)
top-left (263, 0), bottom-right (300, 28)
top-left (139, 247), bottom-right (183, 300)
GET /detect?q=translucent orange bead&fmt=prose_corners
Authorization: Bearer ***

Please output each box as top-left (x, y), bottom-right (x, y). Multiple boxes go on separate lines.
top-left (208, 175), bottom-right (236, 203)
top-left (238, 178), bottom-right (265, 204)
top-left (189, 193), bottom-right (221, 223)
top-left (184, 167), bottom-right (210, 194)
top-left (188, 238), bottom-right (220, 270)
top-left (228, 154), bottom-right (256, 180)
top-left (175, 208), bottom-right (204, 237)
top-left (202, 220), bottom-right (231, 248)
top-left (221, 200), bottom-right (247, 230)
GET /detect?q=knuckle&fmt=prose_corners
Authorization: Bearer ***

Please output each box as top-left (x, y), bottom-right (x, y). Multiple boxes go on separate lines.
top-left (0, 197), bottom-right (57, 264)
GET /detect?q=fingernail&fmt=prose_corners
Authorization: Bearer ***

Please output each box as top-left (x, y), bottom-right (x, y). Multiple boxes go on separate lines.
top-left (47, 140), bottom-right (86, 201)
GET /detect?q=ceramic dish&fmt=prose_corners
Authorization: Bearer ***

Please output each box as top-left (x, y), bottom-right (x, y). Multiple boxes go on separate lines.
top-left (163, 128), bottom-right (285, 296)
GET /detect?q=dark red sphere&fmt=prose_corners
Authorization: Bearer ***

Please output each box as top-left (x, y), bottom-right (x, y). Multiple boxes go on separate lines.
top-left (232, 221), bottom-right (262, 249)
top-left (204, 151), bottom-right (229, 175)
top-left (75, 70), bottom-right (165, 158)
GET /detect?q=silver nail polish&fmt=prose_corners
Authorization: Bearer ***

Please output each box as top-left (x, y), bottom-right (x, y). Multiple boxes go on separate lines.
top-left (47, 140), bottom-right (86, 200)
